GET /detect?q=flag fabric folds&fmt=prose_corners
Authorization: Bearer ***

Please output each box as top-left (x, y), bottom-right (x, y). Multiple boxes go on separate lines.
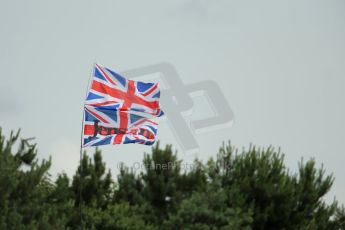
top-left (82, 63), bottom-right (164, 147)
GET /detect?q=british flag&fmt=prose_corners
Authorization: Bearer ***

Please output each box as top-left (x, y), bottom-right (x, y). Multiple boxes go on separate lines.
top-left (82, 63), bottom-right (164, 147)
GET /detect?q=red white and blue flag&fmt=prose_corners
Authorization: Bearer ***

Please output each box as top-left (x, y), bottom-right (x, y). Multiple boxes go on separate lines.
top-left (82, 63), bottom-right (164, 147)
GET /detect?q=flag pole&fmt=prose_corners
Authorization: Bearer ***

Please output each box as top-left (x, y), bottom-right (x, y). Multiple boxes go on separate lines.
top-left (79, 120), bottom-right (84, 230)
top-left (79, 63), bottom-right (96, 229)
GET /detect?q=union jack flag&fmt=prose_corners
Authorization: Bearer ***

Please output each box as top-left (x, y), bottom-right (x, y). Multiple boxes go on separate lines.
top-left (82, 63), bottom-right (164, 147)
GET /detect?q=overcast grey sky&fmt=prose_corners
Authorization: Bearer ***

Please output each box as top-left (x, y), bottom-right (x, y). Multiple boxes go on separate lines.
top-left (1, 0), bottom-right (344, 204)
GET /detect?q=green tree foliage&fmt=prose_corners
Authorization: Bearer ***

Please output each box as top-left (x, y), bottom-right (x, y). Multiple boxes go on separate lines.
top-left (141, 144), bottom-right (182, 219)
top-left (0, 129), bottom-right (344, 229)
top-left (163, 179), bottom-right (253, 229)
top-left (72, 148), bottom-right (113, 208)
top-left (0, 129), bottom-right (65, 229)
top-left (207, 143), bottom-right (340, 230)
